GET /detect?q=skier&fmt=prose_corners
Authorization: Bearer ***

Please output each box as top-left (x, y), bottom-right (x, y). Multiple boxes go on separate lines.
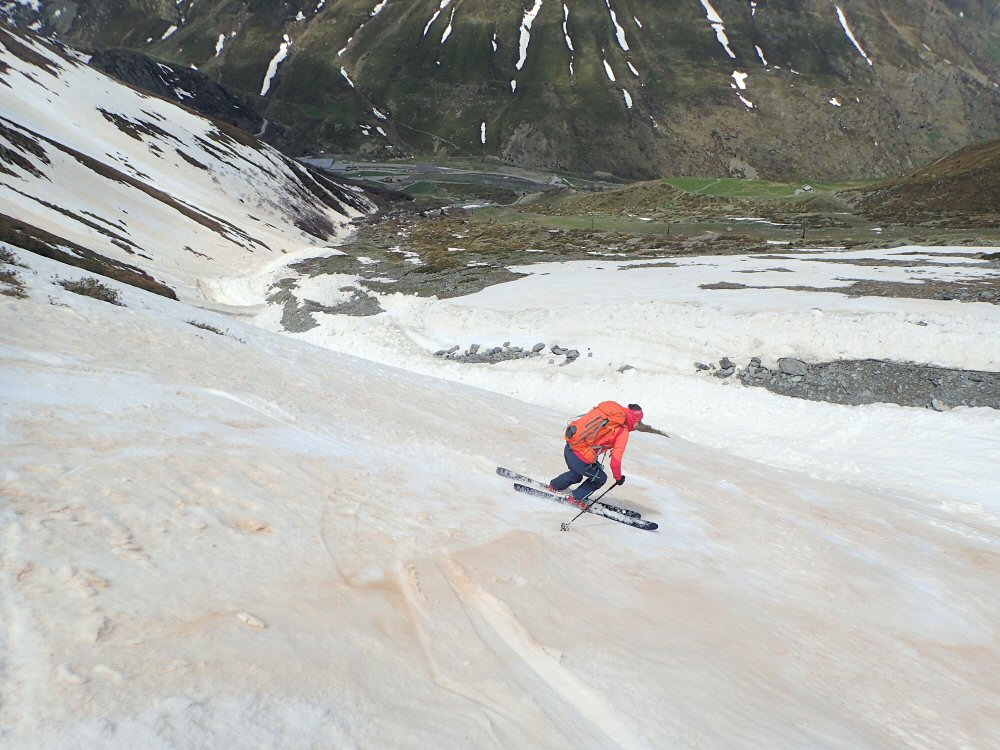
top-left (549, 402), bottom-right (643, 507)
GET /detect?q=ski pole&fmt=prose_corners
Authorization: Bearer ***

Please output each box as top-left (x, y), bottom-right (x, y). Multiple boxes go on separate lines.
top-left (560, 482), bottom-right (617, 532)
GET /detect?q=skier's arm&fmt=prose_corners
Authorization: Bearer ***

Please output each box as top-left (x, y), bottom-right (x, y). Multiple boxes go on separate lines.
top-left (609, 429), bottom-right (630, 482)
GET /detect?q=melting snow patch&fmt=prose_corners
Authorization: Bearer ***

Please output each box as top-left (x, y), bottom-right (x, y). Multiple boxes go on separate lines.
top-left (260, 35), bottom-right (292, 96)
top-left (481, 122), bottom-right (487, 145)
top-left (441, 8), bottom-right (456, 43)
top-left (829, 97), bottom-right (842, 106)
top-left (623, 89), bottom-right (633, 108)
top-left (376, 127), bottom-right (387, 137)
top-left (161, 25), bottom-right (178, 40)
top-left (755, 45), bottom-right (768, 66)
top-left (731, 70), bottom-right (748, 90)
top-left (215, 34), bottom-right (226, 56)
top-left (699, 0), bottom-right (736, 59)
top-left (563, 4), bottom-right (574, 52)
top-left (835, 5), bottom-right (873, 66)
top-left (516, 0), bottom-right (544, 71)
top-left (634, 16), bottom-right (643, 28)
top-left (510, 79), bottom-right (517, 93)
top-left (372, 107), bottom-right (387, 120)
top-left (627, 61), bottom-right (640, 77)
top-left (738, 94), bottom-right (754, 109)
top-left (492, 32), bottom-right (498, 52)
top-left (605, 0), bottom-right (630, 52)
top-left (340, 67), bottom-right (355, 87)
top-left (295, 11), bottom-right (305, 21)
top-left (424, 0), bottom-right (451, 37)
top-left (603, 60), bottom-right (616, 81)
top-left (370, 0), bottom-right (387, 15)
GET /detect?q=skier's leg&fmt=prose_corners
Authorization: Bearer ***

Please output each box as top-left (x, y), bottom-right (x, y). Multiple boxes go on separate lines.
top-left (571, 462), bottom-right (607, 501)
top-left (550, 444), bottom-right (588, 490)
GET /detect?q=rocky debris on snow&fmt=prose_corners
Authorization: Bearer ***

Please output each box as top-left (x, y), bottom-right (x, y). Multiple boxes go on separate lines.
top-left (714, 357), bottom-right (736, 378)
top-left (778, 357), bottom-right (809, 376)
top-left (699, 354), bottom-right (1000, 410)
top-left (270, 279), bottom-right (385, 332)
top-left (618, 364), bottom-right (636, 373)
top-left (435, 342), bottom-right (579, 365)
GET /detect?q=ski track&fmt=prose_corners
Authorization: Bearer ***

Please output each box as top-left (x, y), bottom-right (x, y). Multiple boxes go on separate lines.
top-left (436, 556), bottom-right (649, 749)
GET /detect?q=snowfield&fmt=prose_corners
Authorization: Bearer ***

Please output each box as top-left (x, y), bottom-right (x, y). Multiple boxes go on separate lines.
top-left (3, 242), bottom-right (1000, 749)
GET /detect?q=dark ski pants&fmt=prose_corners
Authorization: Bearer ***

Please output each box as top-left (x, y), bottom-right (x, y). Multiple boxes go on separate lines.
top-left (550, 444), bottom-right (607, 501)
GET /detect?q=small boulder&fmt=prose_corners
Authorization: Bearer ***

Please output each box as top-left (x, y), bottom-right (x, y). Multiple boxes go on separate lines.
top-left (565, 349), bottom-right (580, 359)
top-left (618, 364), bottom-right (635, 373)
top-left (714, 367), bottom-right (736, 378)
top-left (720, 357), bottom-right (736, 370)
top-left (469, 343), bottom-right (480, 354)
top-left (695, 362), bottom-right (711, 371)
top-left (778, 357), bottom-right (808, 376)
top-left (446, 345), bottom-right (460, 355)
top-left (532, 343), bottom-right (545, 353)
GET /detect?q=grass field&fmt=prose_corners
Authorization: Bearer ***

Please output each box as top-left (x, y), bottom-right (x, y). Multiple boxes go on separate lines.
top-left (662, 177), bottom-right (873, 198)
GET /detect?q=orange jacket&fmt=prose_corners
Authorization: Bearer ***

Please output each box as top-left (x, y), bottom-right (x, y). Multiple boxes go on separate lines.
top-left (573, 426), bottom-right (630, 482)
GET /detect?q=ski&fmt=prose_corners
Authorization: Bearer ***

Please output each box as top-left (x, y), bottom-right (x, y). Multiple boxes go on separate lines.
top-left (496, 467), bottom-right (642, 519)
top-left (513, 483), bottom-right (658, 532)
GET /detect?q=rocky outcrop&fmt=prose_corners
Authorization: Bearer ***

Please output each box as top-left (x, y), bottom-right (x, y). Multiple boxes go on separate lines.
top-left (698, 355), bottom-right (999, 410)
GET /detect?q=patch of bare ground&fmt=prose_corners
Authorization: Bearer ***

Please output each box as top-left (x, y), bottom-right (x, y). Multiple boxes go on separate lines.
top-left (0, 213), bottom-right (177, 299)
top-left (701, 278), bottom-right (1000, 305)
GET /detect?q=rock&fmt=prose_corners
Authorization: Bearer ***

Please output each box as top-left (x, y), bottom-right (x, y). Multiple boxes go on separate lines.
top-left (551, 346), bottom-right (568, 355)
top-left (931, 398), bottom-right (949, 412)
top-left (618, 365), bottom-right (635, 373)
top-left (469, 343), bottom-right (480, 354)
top-left (532, 343), bottom-right (545, 352)
top-left (778, 357), bottom-right (808, 376)
top-left (695, 362), bottom-right (711, 371)
top-left (503, 341), bottom-right (511, 347)
top-left (750, 357), bottom-right (761, 367)
top-left (565, 349), bottom-right (580, 359)
top-left (714, 367), bottom-right (735, 378)
top-left (434, 350), bottom-right (446, 356)
top-left (720, 357), bottom-right (736, 370)
top-left (446, 345), bottom-right (460, 355)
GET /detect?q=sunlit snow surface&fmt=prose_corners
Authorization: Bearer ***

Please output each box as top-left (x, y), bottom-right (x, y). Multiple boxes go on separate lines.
top-left (3, 240), bottom-right (1000, 748)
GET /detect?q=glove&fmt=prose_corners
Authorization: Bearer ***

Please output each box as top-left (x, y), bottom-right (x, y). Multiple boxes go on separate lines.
top-left (615, 476), bottom-right (626, 486)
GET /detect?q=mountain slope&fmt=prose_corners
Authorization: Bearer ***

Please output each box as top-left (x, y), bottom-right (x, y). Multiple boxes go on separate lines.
top-left (0, 27), bottom-right (374, 301)
top-left (12, 0), bottom-right (1000, 180)
top-left (845, 135), bottom-right (1000, 225)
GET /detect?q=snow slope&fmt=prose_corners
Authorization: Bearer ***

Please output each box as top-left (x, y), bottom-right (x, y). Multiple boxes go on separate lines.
top-left (0, 29), bottom-right (371, 302)
top-left (252, 246), bottom-right (1000, 510)
top-left (3, 247), bottom-right (1000, 749)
